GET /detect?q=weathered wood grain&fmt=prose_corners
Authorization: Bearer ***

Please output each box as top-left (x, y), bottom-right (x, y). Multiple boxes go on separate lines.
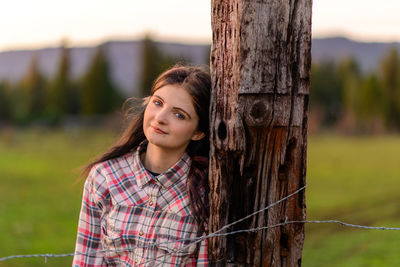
top-left (209, 0), bottom-right (311, 265)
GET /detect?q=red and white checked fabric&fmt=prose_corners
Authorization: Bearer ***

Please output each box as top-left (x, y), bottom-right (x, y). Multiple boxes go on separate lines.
top-left (73, 141), bottom-right (208, 266)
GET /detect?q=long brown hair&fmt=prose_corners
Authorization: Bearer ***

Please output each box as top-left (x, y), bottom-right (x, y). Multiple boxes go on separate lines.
top-left (83, 64), bottom-right (211, 229)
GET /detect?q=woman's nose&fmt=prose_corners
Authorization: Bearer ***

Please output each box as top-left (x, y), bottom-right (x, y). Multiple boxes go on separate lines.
top-left (155, 108), bottom-right (168, 123)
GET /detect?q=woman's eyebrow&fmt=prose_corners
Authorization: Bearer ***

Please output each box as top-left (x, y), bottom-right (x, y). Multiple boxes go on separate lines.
top-left (153, 94), bottom-right (192, 119)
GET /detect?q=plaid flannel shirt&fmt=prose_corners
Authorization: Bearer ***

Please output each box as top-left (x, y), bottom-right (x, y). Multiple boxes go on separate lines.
top-left (73, 141), bottom-right (208, 266)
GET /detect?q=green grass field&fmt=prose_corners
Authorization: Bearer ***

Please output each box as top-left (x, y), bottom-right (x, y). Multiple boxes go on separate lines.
top-left (0, 128), bottom-right (118, 267)
top-left (0, 129), bottom-right (399, 266)
top-left (304, 135), bottom-right (400, 267)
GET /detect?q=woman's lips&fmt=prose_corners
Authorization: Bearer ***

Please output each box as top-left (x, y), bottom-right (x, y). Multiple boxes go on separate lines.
top-left (151, 126), bottom-right (167, 134)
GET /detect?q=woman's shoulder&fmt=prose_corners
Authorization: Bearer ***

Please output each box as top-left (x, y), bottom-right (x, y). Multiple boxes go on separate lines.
top-left (88, 151), bottom-right (136, 182)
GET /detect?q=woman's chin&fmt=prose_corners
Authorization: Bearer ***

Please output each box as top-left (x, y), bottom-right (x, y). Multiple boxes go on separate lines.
top-left (146, 135), bottom-right (170, 147)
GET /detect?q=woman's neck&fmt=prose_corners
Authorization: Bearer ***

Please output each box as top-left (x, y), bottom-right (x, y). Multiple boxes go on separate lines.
top-left (141, 143), bottom-right (186, 174)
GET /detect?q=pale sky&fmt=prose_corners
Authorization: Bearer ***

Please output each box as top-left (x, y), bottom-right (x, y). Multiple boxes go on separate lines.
top-left (1, 0), bottom-right (400, 52)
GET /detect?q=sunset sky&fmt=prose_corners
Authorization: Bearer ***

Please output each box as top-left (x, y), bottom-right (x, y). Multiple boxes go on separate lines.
top-left (1, 0), bottom-right (400, 52)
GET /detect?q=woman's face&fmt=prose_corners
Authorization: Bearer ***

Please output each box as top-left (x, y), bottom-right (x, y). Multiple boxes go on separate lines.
top-left (143, 84), bottom-right (205, 153)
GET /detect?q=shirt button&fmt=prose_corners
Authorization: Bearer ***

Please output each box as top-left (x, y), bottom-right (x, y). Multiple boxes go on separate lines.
top-left (139, 231), bottom-right (144, 236)
top-left (149, 200), bottom-right (154, 206)
top-left (135, 259), bottom-right (139, 263)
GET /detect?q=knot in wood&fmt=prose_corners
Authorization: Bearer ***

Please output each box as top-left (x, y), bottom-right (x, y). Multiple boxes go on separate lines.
top-left (250, 101), bottom-right (267, 120)
top-left (217, 121), bottom-right (227, 141)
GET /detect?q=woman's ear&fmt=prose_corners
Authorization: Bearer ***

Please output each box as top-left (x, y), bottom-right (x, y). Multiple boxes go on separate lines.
top-left (191, 130), bottom-right (206, 141)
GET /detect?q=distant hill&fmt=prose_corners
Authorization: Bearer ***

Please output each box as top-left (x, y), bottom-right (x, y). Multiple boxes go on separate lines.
top-left (312, 37), bottom-right (400, 72)
top-left (1, 37), bottom-right (399, 96)
top-left (0, 41), bottom-right (210, 97)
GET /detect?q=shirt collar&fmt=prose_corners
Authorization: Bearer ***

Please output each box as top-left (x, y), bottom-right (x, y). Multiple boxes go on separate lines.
top-left (134, 140), bottom-right (191, 189)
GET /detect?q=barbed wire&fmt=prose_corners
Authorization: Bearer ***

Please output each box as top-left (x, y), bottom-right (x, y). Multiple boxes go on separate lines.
top-left (1, 184), bottom-right (400, 265)
top-left (149, 219), bottom-right (400, 267)
top-left (2, 186), bottom-right (305, 264)
top-left (147, 186), bottom-right (309, 267)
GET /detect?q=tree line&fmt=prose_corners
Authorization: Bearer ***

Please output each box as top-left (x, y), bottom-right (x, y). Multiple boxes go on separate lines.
top-left (311, 47), bottom-right (400, 134)
top-left (0, 36), bottom-right (186, 126)
top-left (0, 44), bottom-right (121, 125)
top-left (1, 40), bottom-right (399, 133)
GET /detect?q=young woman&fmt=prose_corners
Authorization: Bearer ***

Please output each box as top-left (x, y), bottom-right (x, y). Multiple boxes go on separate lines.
top-left (73, 65), bottom-right (210, 266)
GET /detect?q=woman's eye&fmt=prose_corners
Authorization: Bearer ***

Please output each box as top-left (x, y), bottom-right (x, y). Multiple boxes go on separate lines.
top-left (153, 100), bottom-right (162, 106)
top-left (175, 113), bottom-right (185, 120)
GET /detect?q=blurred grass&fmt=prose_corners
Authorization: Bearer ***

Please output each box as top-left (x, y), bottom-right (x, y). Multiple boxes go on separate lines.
top-left (0, 129), bottom-right (399, 266)
top-left (0, 128), bottom-right (118, 267)
top-left (303, 135), bottom-right (400, 267)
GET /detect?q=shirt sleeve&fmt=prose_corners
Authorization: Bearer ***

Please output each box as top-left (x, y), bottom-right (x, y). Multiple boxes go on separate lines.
top-left (72, 166), bottom-right (109, 267)
top-left (184, 234), bottom-right (208, 267)
top-left (196, 237), bottom-right (208, 266)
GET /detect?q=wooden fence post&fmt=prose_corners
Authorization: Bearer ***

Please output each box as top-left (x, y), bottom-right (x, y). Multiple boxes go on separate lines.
top-left (208, 0), bottom-right (312, 265)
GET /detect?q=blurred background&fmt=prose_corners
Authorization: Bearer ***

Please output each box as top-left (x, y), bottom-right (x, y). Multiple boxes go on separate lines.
top-left (0, 0), bottom-right (400, 266)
